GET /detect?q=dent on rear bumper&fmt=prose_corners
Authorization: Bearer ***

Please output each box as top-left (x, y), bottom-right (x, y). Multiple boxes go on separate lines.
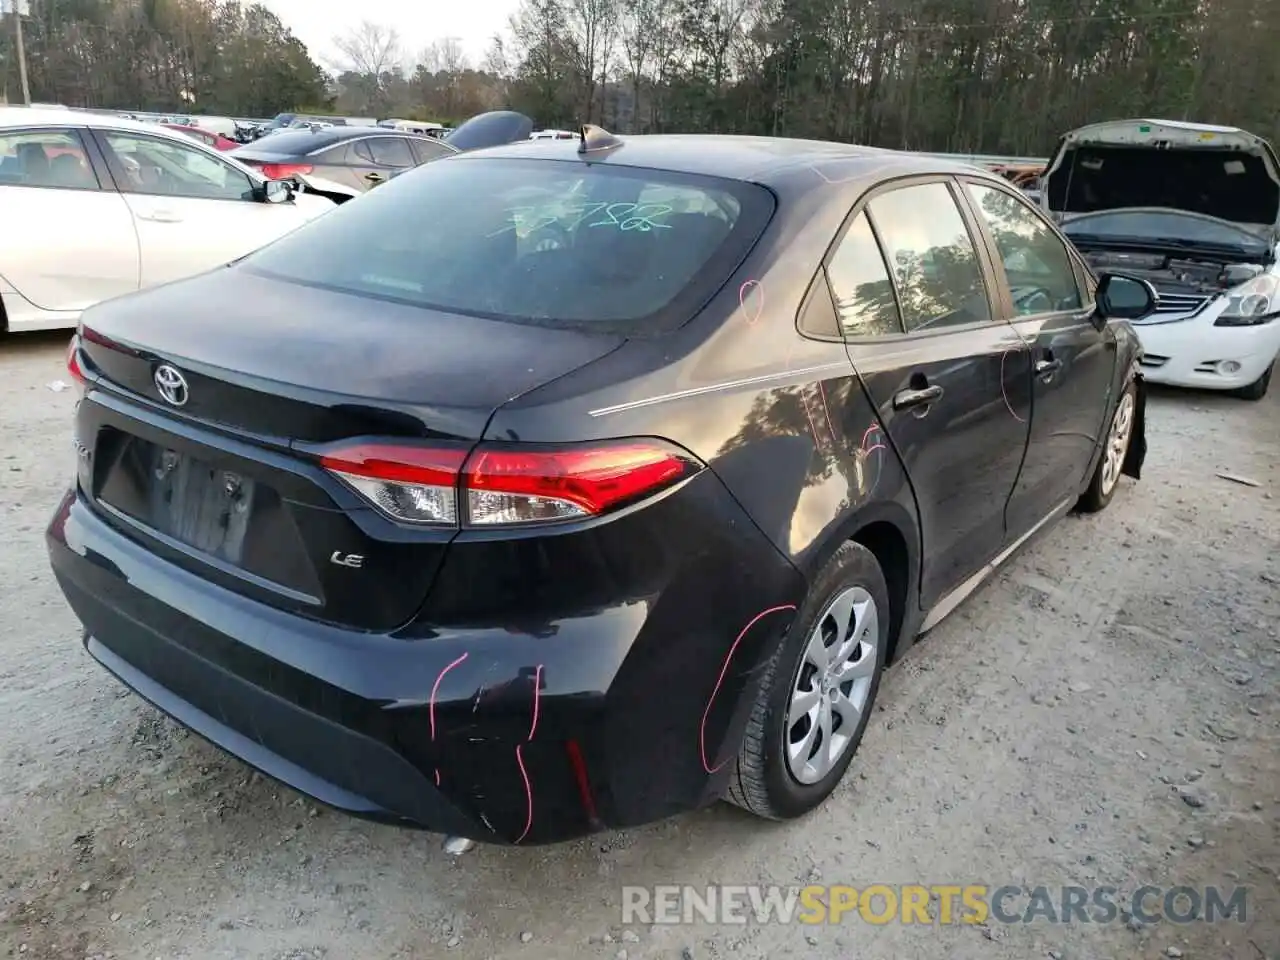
top-left (46, 478), bottom-right (804, 845)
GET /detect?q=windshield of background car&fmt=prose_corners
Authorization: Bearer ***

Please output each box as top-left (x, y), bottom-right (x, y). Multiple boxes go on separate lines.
top-left (243, 157), bottom-right (776, 332)
top-left (1061, 209), bottom-right (1270, 253)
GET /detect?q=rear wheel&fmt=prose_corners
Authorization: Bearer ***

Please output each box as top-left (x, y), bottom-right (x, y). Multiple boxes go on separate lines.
top-left (1078, 378), bottom-right (1136, 513)
top-left (726, 541), bottom-right (888, 820)
top-left (1232, 361), bottom-right (1273, 401)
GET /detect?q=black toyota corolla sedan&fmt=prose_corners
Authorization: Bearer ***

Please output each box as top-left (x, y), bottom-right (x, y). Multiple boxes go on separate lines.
top-left (48, 127), bottom-right (1156, 846)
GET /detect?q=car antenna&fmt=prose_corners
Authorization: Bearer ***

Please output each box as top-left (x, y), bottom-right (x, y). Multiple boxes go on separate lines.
top-left (578, 124), bottom-right (623, 156)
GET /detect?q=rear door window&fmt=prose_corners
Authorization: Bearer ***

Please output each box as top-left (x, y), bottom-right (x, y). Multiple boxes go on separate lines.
top-left (0, 129), bottom-right (99, 190)
top-left (366, 137), bottom-right (414, 168)
top-left (243, 157), bottom-right (775, 332)
top-left (867, 182), bottom-right (992, 332)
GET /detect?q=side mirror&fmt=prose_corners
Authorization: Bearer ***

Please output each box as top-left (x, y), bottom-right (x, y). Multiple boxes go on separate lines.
top-left (1095, 272), bottom-right (1157, 321)
top-left (261, 179), bottom-right (293, 204)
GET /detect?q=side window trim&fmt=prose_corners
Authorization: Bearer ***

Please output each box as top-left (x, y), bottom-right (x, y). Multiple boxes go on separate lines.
top-left (78, 127), bottom-right (118, 190)
top-left (0, 126), bottom-right (105, 192)
top-left (948, 175), bottom-right (1016, 322)
top-left (88, 128), bottom-right (258, 203)
top-left (858, 207), bottom-right (907, 333)
top-left (957, 175), bottom-right (1090, 321)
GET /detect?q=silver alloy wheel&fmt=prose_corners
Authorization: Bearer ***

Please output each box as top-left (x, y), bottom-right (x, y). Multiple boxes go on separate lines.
top-left (785, 585), bottom-right (878, 785)
top-left (1100, 388), bottom-right (1135, 497)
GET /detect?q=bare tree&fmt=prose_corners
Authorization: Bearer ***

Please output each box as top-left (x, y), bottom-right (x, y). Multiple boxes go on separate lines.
top-left (331, 20), bottom-right (402, 79)
top-left (418, 36), bottom-right (469, 75)
top-left (619, 0), bottom-right (662, 131)
top-left (484, 35), bottom-right (512, 78)
top-left (567, 0), bottom-right (620, 123)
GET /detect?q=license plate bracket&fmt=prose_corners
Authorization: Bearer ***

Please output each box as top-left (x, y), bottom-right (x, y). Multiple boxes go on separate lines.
top-left (93, 436), bottom-right (260, 565)
top-left (143, 447), bottom-right (256, 563)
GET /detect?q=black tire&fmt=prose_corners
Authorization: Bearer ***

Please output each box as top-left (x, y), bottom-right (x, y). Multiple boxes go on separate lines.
top-left (1078, 378), bottom-right (1137, 513)
top-left (1232, 361), bottom-right (1273, 401)
top-left (726, 540), bottom-right (889, 820)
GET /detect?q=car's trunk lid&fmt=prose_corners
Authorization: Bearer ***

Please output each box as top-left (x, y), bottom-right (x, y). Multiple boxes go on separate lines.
top-left (1043, 119), bottom-right (1280, 238)
top-left (75, 268), bottom-right (624, 631)
top-left (78, 267), bottom-right (623, 442)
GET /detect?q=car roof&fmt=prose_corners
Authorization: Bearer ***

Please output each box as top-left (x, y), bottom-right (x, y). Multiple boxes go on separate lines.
top-left (454, 133), bottom-right (997, 193)
top-left (242, 126), bottom-right (446, 152)
top-left (0, 106), bottom-right (206, 142)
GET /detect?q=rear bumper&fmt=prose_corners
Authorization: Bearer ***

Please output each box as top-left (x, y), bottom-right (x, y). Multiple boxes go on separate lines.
top-left (48, 482), bottom-right (804, 845)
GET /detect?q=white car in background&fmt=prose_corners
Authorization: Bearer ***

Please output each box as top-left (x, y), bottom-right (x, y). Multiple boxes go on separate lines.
top-left (1047, 118), bottom-right (1280, 399)
top-left (0, 108), bottom-right (336, 334)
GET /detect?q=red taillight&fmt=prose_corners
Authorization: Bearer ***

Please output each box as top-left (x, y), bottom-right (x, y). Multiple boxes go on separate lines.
top-left (259, 163), bottom-right (313, 180)
top-left (465, 443), bottom-right (693, 523)
top-left (66, 335), bottom-right (87, 386)
top-left (317, 438), bottom-right (701, 527)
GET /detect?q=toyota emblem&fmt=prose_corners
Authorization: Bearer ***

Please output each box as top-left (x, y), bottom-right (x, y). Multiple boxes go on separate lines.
top-left (153, 364), bottom-right (189, 407)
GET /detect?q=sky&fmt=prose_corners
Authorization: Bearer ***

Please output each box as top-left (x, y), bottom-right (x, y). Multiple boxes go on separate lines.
top-left (259, 0), bottom-right (519, 72)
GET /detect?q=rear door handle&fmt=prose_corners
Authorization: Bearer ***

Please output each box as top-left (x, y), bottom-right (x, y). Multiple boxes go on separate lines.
top-left (1035, 358), bottom-right (1063, 377)
top-left (893, 384), bottom-right (944, 411)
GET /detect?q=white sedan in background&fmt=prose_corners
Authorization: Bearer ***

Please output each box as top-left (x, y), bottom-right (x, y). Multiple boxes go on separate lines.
top-left (0, 108), bottom-right (335, 334)
top-left (1047, 118), bottom-right (1280, 400)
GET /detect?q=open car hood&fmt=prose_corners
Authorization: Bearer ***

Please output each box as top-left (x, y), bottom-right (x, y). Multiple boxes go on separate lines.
top-left (1043, 119), bottom-right (1280, 237)
top-left (375, 111), bottom-right (536, 188)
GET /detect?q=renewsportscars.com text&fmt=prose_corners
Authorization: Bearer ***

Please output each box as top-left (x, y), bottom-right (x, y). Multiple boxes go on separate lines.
top-left (621, 884), bottom-right (1249, 926)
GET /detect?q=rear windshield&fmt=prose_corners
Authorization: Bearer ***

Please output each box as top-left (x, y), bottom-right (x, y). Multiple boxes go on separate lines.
top-left (243, 156), bottom-right (775, 332)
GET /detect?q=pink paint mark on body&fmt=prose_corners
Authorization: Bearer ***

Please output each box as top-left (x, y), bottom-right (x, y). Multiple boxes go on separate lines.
top-left (513, 663), bottom-right (546, 844)
top-left (429, 652), bottom-right (470, 741)
top-left (739, 279), bottom-right (764, 326)
top-left (514, 744), bottom-right (534, 843)
top-left (428, 652), bottom-right (468, 789)
top-left (527, 664), bottom-right (544, 740)
top-left (699, 605), bottom-right (798, 774)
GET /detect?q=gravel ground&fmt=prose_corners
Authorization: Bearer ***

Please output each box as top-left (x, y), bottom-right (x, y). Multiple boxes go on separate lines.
top-left (1, 330), bottom-right (1277, 960)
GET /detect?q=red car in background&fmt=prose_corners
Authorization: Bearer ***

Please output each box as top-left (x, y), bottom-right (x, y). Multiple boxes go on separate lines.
top-left (163, 123), bottom-right (239, 152)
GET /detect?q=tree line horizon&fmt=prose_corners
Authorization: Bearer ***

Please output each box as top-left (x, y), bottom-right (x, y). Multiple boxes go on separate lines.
top-left (3, 0), bottom-right (1276, 157)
